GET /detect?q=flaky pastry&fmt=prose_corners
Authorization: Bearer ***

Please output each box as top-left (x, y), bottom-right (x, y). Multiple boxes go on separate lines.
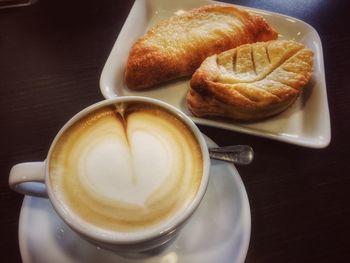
top-left (125, 4), bottom-right (278, 90)
top-left (187, 40), bottom-right (314, 121)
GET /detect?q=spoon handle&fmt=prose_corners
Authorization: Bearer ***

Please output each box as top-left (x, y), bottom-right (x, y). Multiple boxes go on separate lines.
top-left (209, 145), bottom-right (254, 165)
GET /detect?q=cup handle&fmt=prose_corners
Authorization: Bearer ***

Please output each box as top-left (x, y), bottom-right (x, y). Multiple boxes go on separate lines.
top-left (9, 161), bottom-right (47, 197)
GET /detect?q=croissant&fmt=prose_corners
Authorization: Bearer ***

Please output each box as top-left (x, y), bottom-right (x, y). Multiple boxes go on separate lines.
top-left (187, 40), bottom-right (314, 121)
top-left (125, 4), bottom-right (278, 90)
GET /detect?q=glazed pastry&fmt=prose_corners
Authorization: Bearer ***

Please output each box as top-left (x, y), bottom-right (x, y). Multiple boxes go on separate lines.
top-left (187, 40), bottom-right (314, 121)
top-left (125, 4), bottom-right (278, 90)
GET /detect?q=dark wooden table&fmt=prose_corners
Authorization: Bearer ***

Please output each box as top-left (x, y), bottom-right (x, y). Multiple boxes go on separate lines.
top-left (1, 0), bottom-right (349, 262)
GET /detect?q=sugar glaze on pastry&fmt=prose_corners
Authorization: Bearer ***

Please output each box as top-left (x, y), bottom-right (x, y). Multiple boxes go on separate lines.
top-left (187, 40), bottom-right (314, 121)
top-left (125, 4), bottom-right (278, 90)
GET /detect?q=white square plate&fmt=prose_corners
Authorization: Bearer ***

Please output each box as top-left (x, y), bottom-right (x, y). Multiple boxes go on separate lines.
top-left (100, 0), bottom-right (331, 148)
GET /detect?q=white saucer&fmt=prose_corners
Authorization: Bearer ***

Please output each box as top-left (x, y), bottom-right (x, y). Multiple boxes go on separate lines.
top-left (18, 136), bottom-right (251, 263)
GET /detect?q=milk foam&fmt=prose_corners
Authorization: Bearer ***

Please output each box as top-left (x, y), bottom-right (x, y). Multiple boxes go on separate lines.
top-left (49, 104), bottom-right (203, 232)
top-left (81, 120), bottom-right (174, 206)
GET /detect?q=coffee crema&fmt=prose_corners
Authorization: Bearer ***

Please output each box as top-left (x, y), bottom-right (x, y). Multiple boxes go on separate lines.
top-left (49, 102), bottom-right (203, 233)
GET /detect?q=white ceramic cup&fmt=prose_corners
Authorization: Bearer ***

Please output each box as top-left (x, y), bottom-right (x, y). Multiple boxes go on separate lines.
top-left (9, 96), bottom-right (210, 254)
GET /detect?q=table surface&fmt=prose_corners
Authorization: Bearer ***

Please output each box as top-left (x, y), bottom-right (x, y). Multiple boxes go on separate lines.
top-left (1, 0), bottom-right (350, 262)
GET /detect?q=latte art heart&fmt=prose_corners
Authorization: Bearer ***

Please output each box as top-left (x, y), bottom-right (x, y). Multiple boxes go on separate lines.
top-left (49, 103), bottom-right (203, 233)
top-left (81, 119), bottom-right (178, 206)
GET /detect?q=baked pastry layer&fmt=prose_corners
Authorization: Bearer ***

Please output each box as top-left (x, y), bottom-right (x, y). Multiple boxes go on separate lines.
top-left (125, 4), bottom-right (278, 90)
top-left (187, 40), bottom-right (314, 121)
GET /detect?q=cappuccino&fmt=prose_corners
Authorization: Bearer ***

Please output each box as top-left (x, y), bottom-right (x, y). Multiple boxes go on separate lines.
top-left (48, 102), bottom-right (203, 233)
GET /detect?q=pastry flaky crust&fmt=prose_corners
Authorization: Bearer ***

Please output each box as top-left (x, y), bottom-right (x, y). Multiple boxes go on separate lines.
top-left (187, 40), bottom-right (314, 121)
top-left (125, 4), bottom-right (278, 90)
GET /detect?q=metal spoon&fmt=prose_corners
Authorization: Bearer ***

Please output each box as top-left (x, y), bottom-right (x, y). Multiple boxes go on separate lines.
top-left (209, 145), bottom-right (254, 165)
